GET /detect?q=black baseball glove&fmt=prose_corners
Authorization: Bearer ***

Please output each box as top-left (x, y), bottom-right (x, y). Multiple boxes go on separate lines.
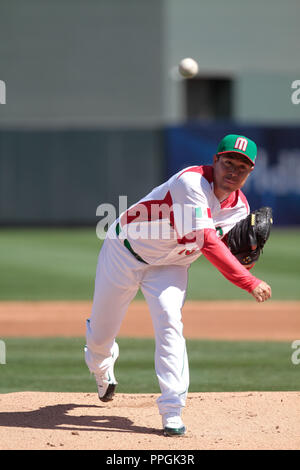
top-left (226, 207), bottom-right (273, 267)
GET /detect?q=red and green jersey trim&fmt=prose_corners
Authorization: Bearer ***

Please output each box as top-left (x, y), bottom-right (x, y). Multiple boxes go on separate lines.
top-left (177, 165), bottom-right (249, 212)
top-left (120, 190), bottom-right (174, 227)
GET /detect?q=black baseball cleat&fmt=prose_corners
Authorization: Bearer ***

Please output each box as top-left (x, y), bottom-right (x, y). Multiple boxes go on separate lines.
top-left (99, 383), bottom-right (117, 402)
top-left (94, 342), bottom-right (119, 402)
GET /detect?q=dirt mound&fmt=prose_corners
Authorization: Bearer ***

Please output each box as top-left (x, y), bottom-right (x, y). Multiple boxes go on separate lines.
top-left (0, 391), bottom-right (299, 450)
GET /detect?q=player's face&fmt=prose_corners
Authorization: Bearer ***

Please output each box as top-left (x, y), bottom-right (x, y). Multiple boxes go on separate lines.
top-left (213, 154), bottom-right (254, 193)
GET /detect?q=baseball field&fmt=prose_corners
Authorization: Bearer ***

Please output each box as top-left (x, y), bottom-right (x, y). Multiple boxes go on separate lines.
top-left (1, 228), bottom-right (300, 450)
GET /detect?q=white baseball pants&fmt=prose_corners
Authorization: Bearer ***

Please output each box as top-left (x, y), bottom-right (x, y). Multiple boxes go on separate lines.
top-left (85, 232), bottom-right (190, 416)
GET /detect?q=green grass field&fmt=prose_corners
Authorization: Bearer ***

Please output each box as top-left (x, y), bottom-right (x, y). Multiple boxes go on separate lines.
top-left (0, 227), bottom-right (299, 300)
top-left (1, 337), bottom-right (299, 394)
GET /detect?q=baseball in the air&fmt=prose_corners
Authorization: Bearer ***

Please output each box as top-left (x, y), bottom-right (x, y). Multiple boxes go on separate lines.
top-left (178, 57), bottom-right (199, 78)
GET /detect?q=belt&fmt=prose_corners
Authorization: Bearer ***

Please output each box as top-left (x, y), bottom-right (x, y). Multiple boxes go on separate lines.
top-left (116, 223), bottom-right (148, 264)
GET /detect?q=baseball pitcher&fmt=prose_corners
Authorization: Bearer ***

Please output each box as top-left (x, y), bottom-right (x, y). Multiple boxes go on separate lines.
top-left (84, 134), bottom-right (273, 437)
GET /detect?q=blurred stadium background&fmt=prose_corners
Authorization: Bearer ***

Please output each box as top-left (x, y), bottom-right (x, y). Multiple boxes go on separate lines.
top-left (0, 0), bottom-right (299, 394)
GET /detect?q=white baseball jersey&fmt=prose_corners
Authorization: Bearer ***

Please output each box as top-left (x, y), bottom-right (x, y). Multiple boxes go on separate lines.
top-left (86, 164), bottom-right (255, 418)
top-left (112, 165), bottom-right (250, 266)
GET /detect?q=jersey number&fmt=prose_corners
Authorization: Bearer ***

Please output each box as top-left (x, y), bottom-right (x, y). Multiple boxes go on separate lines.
top-left (178, 249), bottom-right (197, 256)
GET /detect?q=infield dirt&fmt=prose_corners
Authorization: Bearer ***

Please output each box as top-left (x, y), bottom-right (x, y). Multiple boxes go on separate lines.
top-left (1, 300), bottom-right (299, 340)
top-left (0, 391), bottom-right (299, 450)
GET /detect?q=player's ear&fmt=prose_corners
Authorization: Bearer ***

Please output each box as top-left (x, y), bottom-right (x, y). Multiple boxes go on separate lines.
top-left (213, 154), bottom-right (219, 165)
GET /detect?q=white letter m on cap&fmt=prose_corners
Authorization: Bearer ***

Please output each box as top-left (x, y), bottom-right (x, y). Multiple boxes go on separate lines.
top-left (234, 137), bottom-right (248, 152)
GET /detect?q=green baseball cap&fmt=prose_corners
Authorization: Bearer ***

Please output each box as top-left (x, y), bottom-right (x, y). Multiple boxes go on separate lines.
top-left (217, 134), bottom-right (257, 166)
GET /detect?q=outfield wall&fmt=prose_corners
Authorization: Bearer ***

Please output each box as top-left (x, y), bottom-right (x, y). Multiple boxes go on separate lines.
top-left (0, 128), bottom-right (164, 225)
top-left (165, 124), bottom-right (300, 226)
top-left (0, 124), bottom-right (299, 226)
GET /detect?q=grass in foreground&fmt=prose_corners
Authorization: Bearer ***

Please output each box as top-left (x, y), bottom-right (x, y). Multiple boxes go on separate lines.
top-left (0, 337), bottom-right (299, 394)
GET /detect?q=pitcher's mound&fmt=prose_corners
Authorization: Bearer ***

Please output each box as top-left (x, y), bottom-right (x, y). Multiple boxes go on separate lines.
top-left (0, 391), bottom-right (299, 450)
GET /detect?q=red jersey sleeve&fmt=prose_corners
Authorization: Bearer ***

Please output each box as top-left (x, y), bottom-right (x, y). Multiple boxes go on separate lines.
top-left (197, 228), bottom-right (261, 293)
